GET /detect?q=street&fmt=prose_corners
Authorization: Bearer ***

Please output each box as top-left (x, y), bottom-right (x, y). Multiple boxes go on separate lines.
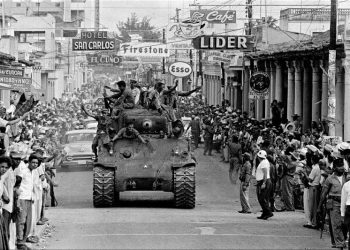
top-left (43, 148), bottom-right (331, 249)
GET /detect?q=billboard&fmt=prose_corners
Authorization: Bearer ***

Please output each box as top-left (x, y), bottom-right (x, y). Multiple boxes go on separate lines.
top-left (190, 9), bottom-right (236, 24)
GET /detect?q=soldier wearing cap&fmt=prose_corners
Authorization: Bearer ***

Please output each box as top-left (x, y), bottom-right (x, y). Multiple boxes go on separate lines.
top-left (319, 158), bottom-right (346, 248)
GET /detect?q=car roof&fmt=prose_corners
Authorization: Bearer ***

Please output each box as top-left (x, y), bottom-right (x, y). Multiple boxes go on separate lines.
top-left (65, 129), bottom-right (96, 135)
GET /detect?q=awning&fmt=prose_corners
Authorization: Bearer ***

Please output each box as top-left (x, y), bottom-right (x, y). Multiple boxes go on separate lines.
top-left (18, 59), bottom-right (35, 67)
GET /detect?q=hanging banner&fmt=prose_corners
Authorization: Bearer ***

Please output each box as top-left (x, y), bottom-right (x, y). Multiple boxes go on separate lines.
top-left (86, 54), bottom-right (122, 66)
top-left (0, 76), bottom-right (31, 91)
top-left (190, 9), bottom-right (236, 24)
top-left (119, 43), bottom-right (169, 58)
top-left (249, 72), bottom-right (270, 99)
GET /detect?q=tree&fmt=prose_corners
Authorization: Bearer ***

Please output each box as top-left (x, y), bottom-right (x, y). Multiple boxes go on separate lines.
top-left (116, 13), bottom-right (161, 43)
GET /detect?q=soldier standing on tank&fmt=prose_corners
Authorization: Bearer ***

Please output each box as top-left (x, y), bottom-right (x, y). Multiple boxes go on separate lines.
top-left (81, 104), bottom-right (115, 158)
top-left (105, 81), bottom-right (135, 115)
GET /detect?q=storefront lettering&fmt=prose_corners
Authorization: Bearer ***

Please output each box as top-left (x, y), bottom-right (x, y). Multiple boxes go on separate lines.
top-left (194, 36), bottom-right (252, 50)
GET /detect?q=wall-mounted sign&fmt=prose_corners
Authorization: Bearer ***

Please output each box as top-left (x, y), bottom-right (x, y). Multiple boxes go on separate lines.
top-left (72, 38), bottom-right (116, 51)
top-left (249, 72), bottom-right (270, 99)
top-left (192, 36), bottom-right (253, 50)
top-left (87, 54), bottom-right (122, 66)
top-left (190, 9), bottom-right (236, 24)
top-left (81, 31), bottom-right (108, 39)
top-left (169, 19), bottom-right (207, 39)
top-left (119, 43), bottom-right (169, 58)
top-left (0, 67), bottom-right (24, 77)
top-left (168, 62), bottom-right (192, 78)
top-left (0, 76), bottom-right (32, 91)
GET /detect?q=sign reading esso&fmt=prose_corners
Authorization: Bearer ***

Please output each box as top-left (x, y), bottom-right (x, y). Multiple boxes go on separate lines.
top-left (168, 62), bottom-right (192, 78)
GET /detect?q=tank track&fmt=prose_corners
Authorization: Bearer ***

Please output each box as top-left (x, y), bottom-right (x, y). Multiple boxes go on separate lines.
top-left (173, 166), bottom-right (196, 209)
top-left (93, 166), bottom-right (115, 207)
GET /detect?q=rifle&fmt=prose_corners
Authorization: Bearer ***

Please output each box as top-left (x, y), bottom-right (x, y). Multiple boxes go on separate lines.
top-left (317, 202), bottom-right (327, 239)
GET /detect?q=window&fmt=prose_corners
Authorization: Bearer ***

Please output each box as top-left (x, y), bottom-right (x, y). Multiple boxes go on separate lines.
top-left (55, 3), bottom-right (60, 7)
top-left (16, 3), bottom-right (21, 7)
top-left (36, 2), bottom-right (40, 7)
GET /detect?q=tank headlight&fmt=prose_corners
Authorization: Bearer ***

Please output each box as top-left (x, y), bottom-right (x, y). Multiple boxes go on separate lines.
top-left (173, 147), bottom-right (180, 155)
top-left (66, 156), bottom-right (73, 161)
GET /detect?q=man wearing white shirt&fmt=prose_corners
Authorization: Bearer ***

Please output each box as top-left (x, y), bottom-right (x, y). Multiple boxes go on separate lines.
top-left (130, 80), bottom-right (140, 105)
top-left (255, 150), bottom-right (273, 220)
top-left (15, 154), bottom-right (40, 246)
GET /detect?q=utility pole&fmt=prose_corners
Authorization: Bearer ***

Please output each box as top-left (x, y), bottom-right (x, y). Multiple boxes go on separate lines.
top-left (328, 0), bottom-right (337, 136)
top-left (162, 28), bottom-right (166, 74)
top-left (175, 8), bottom-right (180, 62)
top-left (95, 0), bottom-right (100, 31)
top-left (1, 0), bottom-right (5, 37)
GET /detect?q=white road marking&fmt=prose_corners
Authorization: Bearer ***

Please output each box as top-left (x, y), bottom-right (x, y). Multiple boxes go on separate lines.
top-left (80, 233), bottom-right (314, 238)
top-left (195, 227), bottom-right (216, 235)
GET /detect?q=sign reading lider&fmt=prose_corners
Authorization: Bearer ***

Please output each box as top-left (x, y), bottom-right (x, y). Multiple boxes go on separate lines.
top-left (190, 9), bottom-right (236, 23)
top-left (0, 67), bottom-right (24, 77)
top-left (168, 62), bottom-right (192, 78)
top-left (0, 76), bottom-right (32, 91)
top-left (72, 31), bottom-right (115, 51)
top-left (249, 72), bottom-right (270, 99)
top-left (86, 54), bottom-right (122, 65)
top-left (119, 43), bottom-right (169, 58)
top-left (193, 36), bottom-right (253, 50)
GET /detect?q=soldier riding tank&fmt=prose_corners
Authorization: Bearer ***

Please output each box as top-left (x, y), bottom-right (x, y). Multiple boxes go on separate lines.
top-left (92, 107), bottom-right (196, 208)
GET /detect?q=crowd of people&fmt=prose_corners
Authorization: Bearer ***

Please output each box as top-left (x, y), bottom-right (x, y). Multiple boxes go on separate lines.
top-left (1, 76), bottom-right (350, 249)
top-left (0, 81), bottom-right (107, 249)
top-left (183, 96), bottom-right (350, 249)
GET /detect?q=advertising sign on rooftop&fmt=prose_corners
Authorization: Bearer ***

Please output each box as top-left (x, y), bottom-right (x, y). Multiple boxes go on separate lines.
top-left (119, 43), bottom-right (169, 58)
top-left (193, 36), bottom-right (253, 50)
top-left (190, 9), bottom-right (236, 24)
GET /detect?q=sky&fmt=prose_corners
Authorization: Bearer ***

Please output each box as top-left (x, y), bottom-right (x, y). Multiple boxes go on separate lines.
top-left (99, 0), bottom-right (350, 32)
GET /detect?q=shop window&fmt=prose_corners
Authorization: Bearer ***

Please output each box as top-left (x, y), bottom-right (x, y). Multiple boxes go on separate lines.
top-left (16, 3), bottom-right (21, 7)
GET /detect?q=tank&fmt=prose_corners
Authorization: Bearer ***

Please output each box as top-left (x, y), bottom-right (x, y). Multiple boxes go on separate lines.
top-left (92, 107), bottom-right (196, 208)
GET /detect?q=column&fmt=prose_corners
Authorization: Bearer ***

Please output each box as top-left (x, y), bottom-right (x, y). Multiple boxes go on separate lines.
top-left (265, 61), bottom-right (271, 119)
top-left (270, 61), bottom-right (276, 104)
top-left (311, 60), bottom-right (321, 123)
top-left (335, 61), bottom-right (344, 138)
top-left (303, 61), bottom-right (312, 132)
top-left (343, 59), bottom-right (350, 141)
top-left (320, 60), bottom-right (328, 120)
top-left (287, 61), bottom-right (295, 122)
top-left (293, 60), bottom-right (303, 116)
top-left (274, 61), bottom-right (283, 101)
top-left (243, 66), bottom-right (250, 113)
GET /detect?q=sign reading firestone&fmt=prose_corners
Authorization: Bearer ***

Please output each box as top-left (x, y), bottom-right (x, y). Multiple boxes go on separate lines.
top-left (72, 31), bottom-right (115, 51)
top-left (193, 36), bottom-right (253, 50)
top-left (190, 9), bottom-right (236, 23)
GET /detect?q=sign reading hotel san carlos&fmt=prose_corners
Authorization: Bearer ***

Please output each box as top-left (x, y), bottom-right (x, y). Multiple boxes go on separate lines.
top-left (190, 9), bottom-right (236, 23)
top-left (72, 31), bottom-right (115, 51)
top-left (193, 36), bottom-right (253, 50)
top-left (168, 62), bottom-right (192, 78)
top-left (249, 72), bottom-right (270, 99)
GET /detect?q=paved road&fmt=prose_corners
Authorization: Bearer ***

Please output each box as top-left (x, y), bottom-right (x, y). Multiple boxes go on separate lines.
top-left (44, 148), bottom-right (332, 249)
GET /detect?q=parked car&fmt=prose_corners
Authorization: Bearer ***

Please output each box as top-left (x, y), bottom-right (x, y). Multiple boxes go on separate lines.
top-left (61, 129), bottom-right (96, 168)
top-left (83, 118), bottom-right (98, 130)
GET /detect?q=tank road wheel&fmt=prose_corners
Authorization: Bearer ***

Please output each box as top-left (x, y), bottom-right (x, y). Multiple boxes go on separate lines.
top-left (93, 166), bottom-right (115, 207)
top-left (173, 166), bottom-right (196, 209)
